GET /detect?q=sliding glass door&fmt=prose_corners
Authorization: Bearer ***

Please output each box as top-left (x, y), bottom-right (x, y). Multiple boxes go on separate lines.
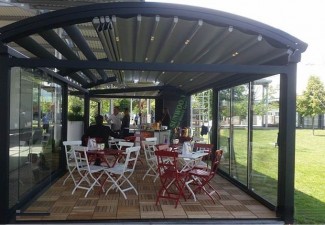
top-left (217, 75), bottom-right (279, 205)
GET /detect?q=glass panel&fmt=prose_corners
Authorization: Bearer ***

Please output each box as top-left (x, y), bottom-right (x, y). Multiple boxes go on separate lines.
top-left (230, 85), bottom-right (249, 185)
top-left (9, 68), bottom-right (62, 208)
top-left (218, 89), bottom-right (231, 173)
top-left (191, 90), bottom-right (211, 143)
top-left (250, 76), bottom-right (279, 204)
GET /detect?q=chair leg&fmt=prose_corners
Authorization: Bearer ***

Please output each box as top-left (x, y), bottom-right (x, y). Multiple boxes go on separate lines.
top-left (63, 166), bottom-right (77, 185)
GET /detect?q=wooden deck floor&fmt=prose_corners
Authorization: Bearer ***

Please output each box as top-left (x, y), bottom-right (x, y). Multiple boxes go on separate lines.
top-left (16, 158), bottom-right (277, 222)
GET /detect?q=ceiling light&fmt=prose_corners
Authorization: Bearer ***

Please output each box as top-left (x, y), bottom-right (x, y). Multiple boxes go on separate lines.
top-left (257, 34), bottom-right (263, 41)
top-left (232, 52), bottom-right (239, 57)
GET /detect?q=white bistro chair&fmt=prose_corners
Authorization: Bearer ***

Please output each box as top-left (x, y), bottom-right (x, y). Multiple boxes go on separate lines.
top-left (72, 146), bottom-right (106, 197)
top-left (142, 140), bottom-right (158, 181)
top-left (145, 137), bottom-right (157, 143)
top-left (103, 146), bottom-right (141, 199)
top-left (62, 140), bottom-right (82, 186)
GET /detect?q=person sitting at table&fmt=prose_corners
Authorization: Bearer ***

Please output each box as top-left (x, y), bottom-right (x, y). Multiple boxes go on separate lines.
top-left (82, 114), bottom-right (119, 148)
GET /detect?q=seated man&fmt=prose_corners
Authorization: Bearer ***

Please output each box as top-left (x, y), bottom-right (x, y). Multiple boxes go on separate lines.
top-left (82, 114), bottom-right (119, 148)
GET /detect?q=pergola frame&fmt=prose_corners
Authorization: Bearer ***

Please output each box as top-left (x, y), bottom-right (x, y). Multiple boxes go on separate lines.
top-left (0, 2), bottom-right (306, 224)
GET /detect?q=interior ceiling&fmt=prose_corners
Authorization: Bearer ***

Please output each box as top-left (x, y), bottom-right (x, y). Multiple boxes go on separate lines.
top-left (0, 0), bottom-right (307, 98)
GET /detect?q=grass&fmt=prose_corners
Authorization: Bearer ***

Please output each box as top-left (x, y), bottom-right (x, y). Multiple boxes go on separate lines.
top-left (295, 129), bottom-right (325, 224)
top-left (218, 128), bottom-right (325, 224)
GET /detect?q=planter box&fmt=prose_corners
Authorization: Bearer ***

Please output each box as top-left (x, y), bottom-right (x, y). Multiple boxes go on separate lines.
top-left (67, 121), bottom-right (84, 141)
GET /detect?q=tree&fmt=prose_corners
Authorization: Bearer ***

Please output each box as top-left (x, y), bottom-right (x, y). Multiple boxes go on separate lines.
top-left (68, 96), bottom-right (84, 121)
top-left (297, 75), bottom-right (325, 135)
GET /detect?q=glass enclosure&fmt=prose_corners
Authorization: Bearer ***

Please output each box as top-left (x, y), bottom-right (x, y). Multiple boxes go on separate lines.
top-left (9, 68), bottom-right (62, 208)
top-left (217, 75), bottom-right (280, 205)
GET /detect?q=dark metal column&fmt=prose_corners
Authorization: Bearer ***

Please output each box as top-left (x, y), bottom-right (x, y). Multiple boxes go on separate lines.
top-left (97, 101), bottom-right (101, 115)
top-left (60, 83), bottom-right (68, 169)
top-left (0, 44), bottom-right (11, 223)
top-left (277, 63), bottom-right (297, 223)
top-left (211, 88), bottom-right (218, 148)
top-left (84, 93), bottom-right (90, 133)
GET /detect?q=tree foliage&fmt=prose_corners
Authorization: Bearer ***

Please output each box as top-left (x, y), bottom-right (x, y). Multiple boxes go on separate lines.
top-left (297, 75), bottom-right (325, 134)
top-left (68, 96), bottom-right (84, 121)
top-left (297, 75), bottom-right (325, 117)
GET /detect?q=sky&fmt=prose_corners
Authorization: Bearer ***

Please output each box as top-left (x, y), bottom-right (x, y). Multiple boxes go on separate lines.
top-left (148, 0), bottom-right (325, 94)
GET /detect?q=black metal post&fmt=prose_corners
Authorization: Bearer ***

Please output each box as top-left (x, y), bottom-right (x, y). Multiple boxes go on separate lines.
top-left (84, 93), bottom-right (90, 133)
top-left (211, 88), bottom-right (218, 148)
top-left (277, 64), bottom-right (297, 223)
top-left (97, 101), bottom-right (101, 115)
top-left (60, 83), bottom-right (68, 169)
top-left (0, 44), bottom-right (11, 223)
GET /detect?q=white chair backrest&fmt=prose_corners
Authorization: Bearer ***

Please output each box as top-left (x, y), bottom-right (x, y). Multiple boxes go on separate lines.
top-left (118, 141), bottom-right (134, 150)
top-left (145, 137), bottom-right (157, 144)
top-left (63, 140), bottom-right (82, 160)
top-left (72, 146), bottom-right (89, 172)
top-left (124, 146), bottom-right (141, 171)
top-left (142, 140), bottom-right (156, 161)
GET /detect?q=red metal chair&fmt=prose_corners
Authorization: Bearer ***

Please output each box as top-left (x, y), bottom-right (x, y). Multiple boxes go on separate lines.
top-left (155, 144), bottom-right (171, 151)
top-left (155, 150), bottom-right (188, 208)
top-left (187, 149), bottom-right (223, 203)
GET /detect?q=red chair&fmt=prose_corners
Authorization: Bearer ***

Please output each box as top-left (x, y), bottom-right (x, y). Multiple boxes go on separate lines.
top-left (155, 144), bottom-right (171, 151)
top-left (187, 149), bottom-right (223, 203)
top-left (155, 150), bottom-right (188, 208)
top-left (124, 135), bottom-right (136, 143)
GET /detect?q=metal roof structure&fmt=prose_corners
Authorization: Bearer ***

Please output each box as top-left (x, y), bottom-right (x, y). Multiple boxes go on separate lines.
top-left (0, 0), bottom-right (308, 98)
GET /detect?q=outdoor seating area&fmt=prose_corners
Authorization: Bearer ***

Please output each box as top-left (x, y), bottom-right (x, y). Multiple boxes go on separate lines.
top-left (16, 151), bottom-right (276, 222)
top-left (0, 1), bottom-right (308, 224)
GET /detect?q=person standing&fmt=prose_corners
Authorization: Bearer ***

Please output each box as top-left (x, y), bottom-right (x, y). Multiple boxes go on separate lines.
top-left (121, 108), bottom-right (130, 138)
top-left (134, 113), bottom-right (139, 125)
top-left (161, 107), bottom-right (171, 128)
top-left (42, 113), bottom-right (50, 133)
top-left (107, 106), bottom-right (123, 133)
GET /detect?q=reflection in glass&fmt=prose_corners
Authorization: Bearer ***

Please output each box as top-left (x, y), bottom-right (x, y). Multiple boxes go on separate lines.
top-left (218, 89), bottom-right (231, 173)
top-left (9, 68), bottom-right (62, 208)
top-left (250, 76), bottom-right (279, 204)
top-left (217, 75), bottom-right (280, 206)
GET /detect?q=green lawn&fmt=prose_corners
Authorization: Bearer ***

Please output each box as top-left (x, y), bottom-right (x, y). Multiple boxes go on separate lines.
top-left (218, 128), bottom-right (325, 224)
top-left (295, 129), bottom-right (325, 224)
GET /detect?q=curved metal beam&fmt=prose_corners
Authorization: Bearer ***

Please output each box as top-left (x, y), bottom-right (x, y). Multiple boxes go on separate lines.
top-left (0, 2), bottom-right (308, 53)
